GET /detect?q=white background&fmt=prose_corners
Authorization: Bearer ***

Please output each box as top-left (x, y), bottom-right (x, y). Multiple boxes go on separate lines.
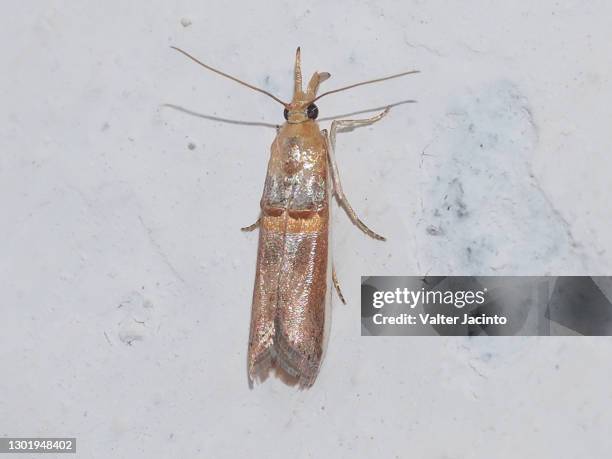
top-left (2, 1), bottom-right (611, 458)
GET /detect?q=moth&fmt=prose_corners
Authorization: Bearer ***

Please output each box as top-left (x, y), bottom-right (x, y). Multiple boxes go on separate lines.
top-left (172, 46), bottom-right (418, 387)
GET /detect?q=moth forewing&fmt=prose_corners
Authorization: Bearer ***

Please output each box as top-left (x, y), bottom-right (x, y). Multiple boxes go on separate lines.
top-left (248, 120), bottom-right (330, 387)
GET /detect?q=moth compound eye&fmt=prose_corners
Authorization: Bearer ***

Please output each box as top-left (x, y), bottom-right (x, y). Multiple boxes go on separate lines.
top-left (306, 103), bottom-right (319, 120)
top-left (283, 108), bottom-right (289, 120)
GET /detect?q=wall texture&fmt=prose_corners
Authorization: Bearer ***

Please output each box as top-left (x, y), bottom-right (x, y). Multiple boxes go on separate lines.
top-left (2, 1), bottom-right (611, 458)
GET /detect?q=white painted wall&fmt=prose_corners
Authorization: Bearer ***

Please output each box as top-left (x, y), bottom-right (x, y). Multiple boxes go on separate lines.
top-left (2, 1), bottom-right (611, 457)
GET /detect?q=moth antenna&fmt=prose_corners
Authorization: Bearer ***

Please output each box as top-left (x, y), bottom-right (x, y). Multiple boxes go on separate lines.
top-left (171, 46), bottom-right (288, 107)
top-left (310, 70), bottom-right (420, 103)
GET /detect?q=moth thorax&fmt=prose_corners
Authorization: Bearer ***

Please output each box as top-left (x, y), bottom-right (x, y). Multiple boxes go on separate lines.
top-left (283, 138), bottom-right (303, 174)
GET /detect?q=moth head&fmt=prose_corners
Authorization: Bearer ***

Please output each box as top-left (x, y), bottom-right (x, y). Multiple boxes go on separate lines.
top-left (285, 47), bottom-right (330, 123)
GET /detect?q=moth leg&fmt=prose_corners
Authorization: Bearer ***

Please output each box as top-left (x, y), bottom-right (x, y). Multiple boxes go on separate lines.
top-left (332, 265), bottom-right (347, 305)
top-left (241, 217), bottom-right (260, 232)
top-left (325, 108), bottom-right (390, 241)
top-left (328, 107), bottom-right (390, 152)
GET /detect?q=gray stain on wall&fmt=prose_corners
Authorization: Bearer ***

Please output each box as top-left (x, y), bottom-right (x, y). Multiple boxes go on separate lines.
top-left (420, 80), bottom-right (584, 274)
